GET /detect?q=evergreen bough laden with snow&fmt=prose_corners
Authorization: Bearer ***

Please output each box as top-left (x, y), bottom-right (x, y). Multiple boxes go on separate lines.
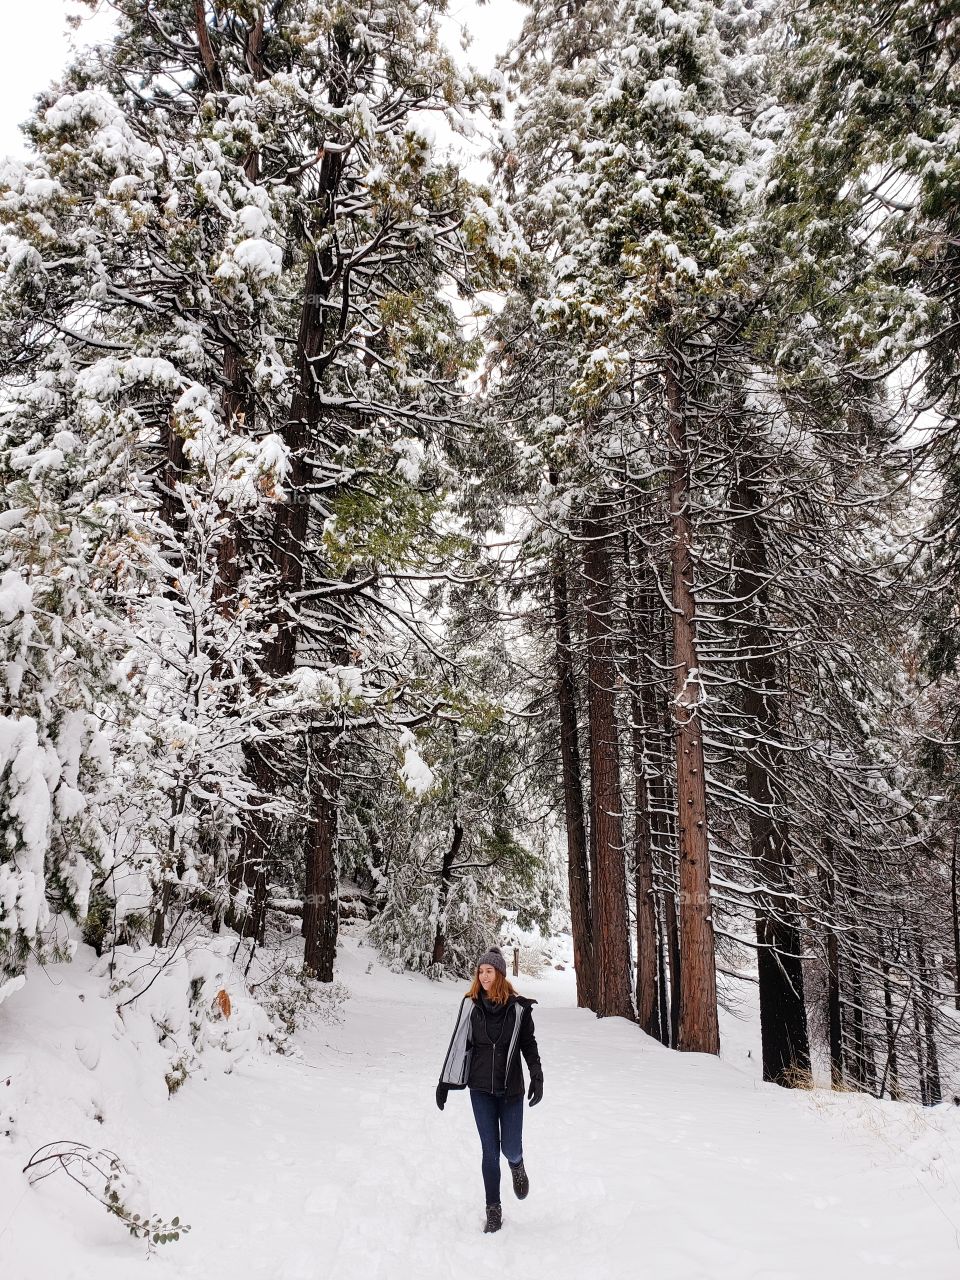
top-left (0, 0), bottom-right (520, 984)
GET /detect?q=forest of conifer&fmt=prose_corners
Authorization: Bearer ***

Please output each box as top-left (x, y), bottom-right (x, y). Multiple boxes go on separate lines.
top-left (3, 0), bottom-right (960, 1119)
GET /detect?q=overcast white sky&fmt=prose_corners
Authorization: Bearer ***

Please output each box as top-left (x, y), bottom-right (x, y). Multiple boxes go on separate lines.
top-left (0, 0), bottom-right (525, 160)
top-left (0, 1), bottom-right (115, 157)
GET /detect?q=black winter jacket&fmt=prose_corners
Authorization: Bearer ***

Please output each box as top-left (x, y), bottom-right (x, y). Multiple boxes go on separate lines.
top-left (438, 992), bottom-right (543, 1099)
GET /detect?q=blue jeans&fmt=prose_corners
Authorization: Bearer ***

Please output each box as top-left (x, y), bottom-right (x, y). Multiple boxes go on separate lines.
top-left (470, 1088), bottom-right (524, 1206)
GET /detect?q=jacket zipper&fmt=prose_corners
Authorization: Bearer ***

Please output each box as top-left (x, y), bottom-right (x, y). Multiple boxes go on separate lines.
top-left (489, 1003), bottom-right (524, 1093)
top-left (484, 1002), bottom-right (501, 1092)
top-left (484, 998), bottom-right (511, 1092)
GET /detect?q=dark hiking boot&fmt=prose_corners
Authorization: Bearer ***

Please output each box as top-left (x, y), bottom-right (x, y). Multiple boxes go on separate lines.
top-left (483, 1203), bottom-right (502, 1233)
top-left (509, 1158), bottom-right (529, 1200)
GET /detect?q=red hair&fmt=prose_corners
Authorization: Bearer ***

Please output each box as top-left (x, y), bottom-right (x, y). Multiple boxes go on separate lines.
top-left (466, 967), bottom-right (517, 1004)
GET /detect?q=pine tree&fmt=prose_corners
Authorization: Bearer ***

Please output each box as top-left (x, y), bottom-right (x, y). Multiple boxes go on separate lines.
top-left (1, 0), bottom-right (510, 981)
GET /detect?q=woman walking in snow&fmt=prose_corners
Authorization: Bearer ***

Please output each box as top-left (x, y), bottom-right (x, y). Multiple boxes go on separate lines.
top-left (435, 945), bottom-right (544, 1234)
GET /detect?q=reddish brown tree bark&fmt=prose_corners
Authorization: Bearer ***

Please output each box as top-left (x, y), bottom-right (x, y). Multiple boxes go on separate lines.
top-left (581, 499), bottom-right (635, 1021)
top-left (622, 532), bottom-right (660, 1037)
top-left (665, 346), bottom-right (719, 1055)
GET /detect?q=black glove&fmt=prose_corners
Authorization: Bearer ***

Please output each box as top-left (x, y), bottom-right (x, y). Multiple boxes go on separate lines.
top-left (436, 1082), bottom-right (449, 1111)
top-left (528, 1077), bottom-right (543, 1106)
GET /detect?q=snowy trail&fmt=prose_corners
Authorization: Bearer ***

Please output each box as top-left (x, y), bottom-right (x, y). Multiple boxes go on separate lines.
top-left (5, 929), bottom-right (960, 1279)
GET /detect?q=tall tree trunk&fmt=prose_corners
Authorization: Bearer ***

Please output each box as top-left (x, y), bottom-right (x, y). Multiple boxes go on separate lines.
top-left (431, 819), bottom-right (465, 967)
top-left (911, 978), bottom-right (928, 1105)
top-left (664, 881), bottom-right (682, 1048)
top-left (732, 452), bottom-right (810, 1086)
top-left (665, 345), bottom-right (719, 1054)
top-left (655, 887), bottom-right (671, 1045)
top-left (877, 928), bottom-right (901, 1101)
top-left (827, 924), bottom-right (843, 1089)
top-left (581, 497), bottom-right (634, 1020)
top-left (847, 960), bottom-right (869, 1089)
top-left (952, 829), bottom-right (960, 1011)
top-left (303, 741), bottom-right (340, 981)
top-left (916, 932), bottom-right (942, 1105)
top-left (193, 0), bottom-right (224, 92)
top-left (552, 533), bottom-right (596, 1009)
top-left (622, 531), bottom-right (660, 1037)
top-left (228, 740), bottom-right (277, 942)
top-left (653, 597), bottom-right (680, 1046)
top-left (821, 849), bottom-right (844, 1088)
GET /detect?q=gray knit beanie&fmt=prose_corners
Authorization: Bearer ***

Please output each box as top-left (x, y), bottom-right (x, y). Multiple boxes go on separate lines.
top-left (477, 945), bottom-right (507, 976)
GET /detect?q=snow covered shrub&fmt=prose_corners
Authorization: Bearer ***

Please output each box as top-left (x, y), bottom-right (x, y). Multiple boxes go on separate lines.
top-left (516, 942), bottom-right (546, 978)
top-left (0, 545), bottom-right (120, 979)
top-left (98, 936), bottom-right (272, 1090)
top-left (249, 952), bottom-right (350, 1050)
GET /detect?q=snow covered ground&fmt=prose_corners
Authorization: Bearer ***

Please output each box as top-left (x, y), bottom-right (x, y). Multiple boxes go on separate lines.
top-left (3, 923), bottom-right (960, 1279)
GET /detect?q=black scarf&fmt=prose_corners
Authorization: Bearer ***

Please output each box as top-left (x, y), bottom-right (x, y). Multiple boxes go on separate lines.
top-left (479, 993), bottom-right (510, 1038)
